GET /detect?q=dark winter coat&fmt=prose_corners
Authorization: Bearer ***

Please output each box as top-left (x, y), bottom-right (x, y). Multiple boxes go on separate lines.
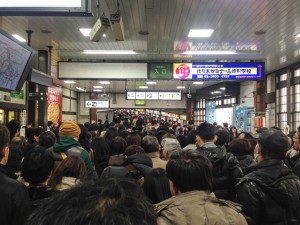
top-left (286, 153), bottom-right (300, 178)
top-left (197, 143), bottom-right (244, 201)
top-left (236, 155), bottom-right (257, 174)
top-left (236, 159), bottom-right (300, 225)
top-left (0, 165), bottom-right (31, 225)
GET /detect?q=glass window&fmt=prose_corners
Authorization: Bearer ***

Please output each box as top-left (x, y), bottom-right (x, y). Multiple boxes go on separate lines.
top-left (295, 69), bottom-right (300, 77)
top-left (280, 73), bottom-right (287, 81)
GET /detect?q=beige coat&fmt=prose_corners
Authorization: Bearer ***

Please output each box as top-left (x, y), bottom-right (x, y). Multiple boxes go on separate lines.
top-left (147, 152), bottom-right (167, 169)
top-left (155, 191), bottom-right (247, 225)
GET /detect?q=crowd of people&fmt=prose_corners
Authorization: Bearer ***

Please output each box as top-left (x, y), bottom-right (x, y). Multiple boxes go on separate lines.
top-left (0, 112), bottom-right (300, 225)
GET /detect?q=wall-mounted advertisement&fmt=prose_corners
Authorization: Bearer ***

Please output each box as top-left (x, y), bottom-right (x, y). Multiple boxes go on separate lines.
top-left (233, 105), bottom-right (248, 132)
top-left (0, 84), bottom-right (26, 104)
top-left (173, 62), bottom-right (264, 80)
top-left (48, 86), bottom-right (62, 123)
top-left (205, 101), bottom-right (216, 124)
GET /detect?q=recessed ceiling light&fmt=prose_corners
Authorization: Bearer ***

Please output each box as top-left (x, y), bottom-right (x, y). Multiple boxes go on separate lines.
top-left (295, 33), bottom-right (300, 38)
top-left (83, 50), bottom-right (138, 55)
top-left (182, 50), bottom-right (237, 55)
top-left (99, 81), bottom-right (110, 84)
top-left (12, 34), bottom-right (26, 42)
top-left (64, 80), bottom-right (76, 84)
top-left (139, 86), bottom-right (148, 89)
top-left (76, 87), bottom-right (85, 91)
top-left (102, 34), bottom-right (106, 37)
top-left (93, 86), bottom-right (103, 88)
top-left (220, 87), bottom-right (226, 90)
top-left (93, 89), bottom-right (102, 92)
top-left (176, 86), bottom-right (185, 89)
top-left (193, 81), bottom-right (204, 85)
top-left (214, 91), bottom-right (221, 94)
top-left (79, 28), bottom-right (91, 37)
top-left (146, 81), bottom-right (157, 84)
top-left (188, 29), bottom-right (214, 38)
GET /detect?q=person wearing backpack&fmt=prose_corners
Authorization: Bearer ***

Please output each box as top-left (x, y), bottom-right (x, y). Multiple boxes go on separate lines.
top-left (236, 128), bottom-right (300, 225)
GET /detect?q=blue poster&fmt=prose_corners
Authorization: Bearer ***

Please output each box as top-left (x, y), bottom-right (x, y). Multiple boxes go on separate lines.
top-left (233, 106), bottom-right (248, 132)
top-left (206, 101), bottom-right (216, 124)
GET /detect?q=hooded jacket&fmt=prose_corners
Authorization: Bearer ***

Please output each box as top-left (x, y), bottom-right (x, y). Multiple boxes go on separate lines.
top-left (155, 190), bottom-right (247, 225)
top-left (101, 154), bottom-right (153, 186)
top-left (236, 159), bottom-right (300, 225)
top-left (197, 143), bottom-right (244, 201)
top-left (49, 136), bottom-right (96, 177)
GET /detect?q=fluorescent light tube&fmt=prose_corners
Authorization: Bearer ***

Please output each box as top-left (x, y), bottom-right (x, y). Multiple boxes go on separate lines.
top-left (79, 28), bottom-right (91, 37)
top-left (139, 86), bottom-right (148, 89)
top-left (193, 82), bottom-right (204, 85)
top-left (76, 87), bottom-right (85, 91)
top-left (93, 86), bottom-right (103, 88)
top-left (188, 29), bottom-right (214, 38)
top-left (64, 80), bottom-right (76, 84)
top-left (93, 89), bottom-right (102, 92)
top-left (176, 86), bottom-right (185, 89)
top-left (146, 81), bottom-right (157, 84)
top-left (99, 81), bottom-right (110, 84)
top-left (12, 34), bottom-right (26, 42)
top-left (0, 0), bottom-right (81, 7)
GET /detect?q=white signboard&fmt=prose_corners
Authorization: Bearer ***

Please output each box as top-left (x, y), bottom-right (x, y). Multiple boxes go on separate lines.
top-left (146, 92), bottom-right (159, 100)
top-left (126, 92), bottom-right (135, 99)
top-left (85, 100), bottom-right (109, 108)
top-left (159, 92), bottom-right (181, 100)
top-left (136, 92), bottom-right (146, 99)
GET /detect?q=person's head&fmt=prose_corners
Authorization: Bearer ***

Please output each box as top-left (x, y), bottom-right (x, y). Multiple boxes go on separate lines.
top-left (48, 155), bottom-right (87, 189)
top-left (47, 121), bottom-right (54, 128)
top-left (256, 128), bottom-right (289, 161)
top-left (196, 122), bottom-right (215, 145)
top-left (90, 137), bottom-right (110, 176)
top-left (26, 127), bottom-right (35, 144)
top-left (229, 138), bottom-right (252, 156)
top-left (59, 122), bottom-right (81, 140)
top-left (223, 122), bottom-right (229, 128)
top-left (7, 119), bottom-right (21, 140)
top-left (104, 127), bottom-right (118, 145)
top-left (161, 138), bottom-right (181, 160)
top-left (123, 145), bottom-right (145, 158)
top-left (110, 136), bottom-right (127, 156)
top-left (293, 126), bottom-right (300, 151)
top-left (0, 125), bottom-right (10, 165)
top-left (141, 135), bottom-right (159, 153)
top-left (166, 150), bottom-right (213, 194)
top-left (143, 168), bottom-right (172, 204)
top-left (38, 131), bottom-right (57, 148)
top-left (21, 146), bottom-right (54, 185)
top-left (25, 177), bottom-right (157, 225)
top-left (33, 127), bottom-right (45, 142)
top-left (11, 136), bottom-right (26, 151)
top-left (214, 129), bottom-right (230, 146)
top-left (126, 132), bottom-right (142, 146)
top-left (186, 130), bottom-right (196, 145)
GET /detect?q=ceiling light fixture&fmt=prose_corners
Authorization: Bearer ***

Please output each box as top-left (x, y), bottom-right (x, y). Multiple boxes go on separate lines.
top-left (176, 86), bottom-right (185, 89)
top-left (76, 87), bottom-right (85, 91)
top-left (93, 89), bottom-right (102, 92)
top-left (182, 50), bottom-right (237, 55)
top-left (139, 86), bottom-right (148, 89)
top-left (188, 29), bottom-right (214, 38)
top-left (93, 86), bottom-right (103, 88)
top-left (295, 33), bottom-right (300, 38)
top-left (83, 50), bottom-right (137, 55)
top-left (79, 28), bottom-right (91, 37)
top-left (12, 34), bottom-right (26, 42)
top-left (99, 81), bottom-right (110, 84)
top-left (193, 81), bottom-right (204, 85)
top-left (220, 87), bottom-right (226, 90)
top-left (64, 80), bottom-right (76, 84)
top-left (146, 81), bottom-right (157, 84)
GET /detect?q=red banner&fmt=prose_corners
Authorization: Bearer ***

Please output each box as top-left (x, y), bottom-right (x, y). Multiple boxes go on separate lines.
top-left (47, 86), bottom-right (62, 123)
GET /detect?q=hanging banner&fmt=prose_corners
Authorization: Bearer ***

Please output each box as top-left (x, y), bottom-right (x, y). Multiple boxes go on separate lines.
top-left (206, 101), bottom-right (216, 124)
top-left (47, 86), bottom-right (62, 123)
top-left (233, 105), bottom-right (248, 132)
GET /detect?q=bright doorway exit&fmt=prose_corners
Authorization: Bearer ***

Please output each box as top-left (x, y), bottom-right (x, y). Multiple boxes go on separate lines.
top-left (216, 108), bottom-right (233, 127)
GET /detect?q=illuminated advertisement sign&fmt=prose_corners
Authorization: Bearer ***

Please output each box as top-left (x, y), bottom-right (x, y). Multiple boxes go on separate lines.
top-left (173, 62), bottom-right (264, 80)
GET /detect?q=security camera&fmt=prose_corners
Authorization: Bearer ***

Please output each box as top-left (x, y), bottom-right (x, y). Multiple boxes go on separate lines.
top-left (242, 100), bottom-right (245, 103)
top-left (187, 93), bottom-right (192, 99)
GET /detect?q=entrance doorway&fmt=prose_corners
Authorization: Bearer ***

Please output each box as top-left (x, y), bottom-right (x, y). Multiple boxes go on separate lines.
top-left (216, 108), bottom-right (233, 126)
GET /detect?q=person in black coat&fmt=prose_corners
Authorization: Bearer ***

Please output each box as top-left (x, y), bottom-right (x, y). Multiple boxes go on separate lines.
top-left (0, 125), bottom-right (31, 225)
top-left (196, 122), bottom-right (244, 201)
top-left (286, 126), bottom-right (300, 178)
top-left (236, 128), bottom-right (300, 225)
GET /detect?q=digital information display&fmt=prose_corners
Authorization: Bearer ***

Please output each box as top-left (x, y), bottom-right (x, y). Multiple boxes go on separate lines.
top-left (148, 62), bottom-right (173, 80)
top-left (126, 91), bottom-right (181, 100)
top-left (173, 62), bottom-right (264, 80)
top-left (85, 100), bottom-right (109, 108)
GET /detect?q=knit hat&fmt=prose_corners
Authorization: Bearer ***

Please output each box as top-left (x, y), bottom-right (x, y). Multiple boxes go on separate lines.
top-left (258, 128), bottom-right (289, 155)
top-left (161, 138), bottom-right (181, 154)
top-left (59, 122), bottom-right (81, 138)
